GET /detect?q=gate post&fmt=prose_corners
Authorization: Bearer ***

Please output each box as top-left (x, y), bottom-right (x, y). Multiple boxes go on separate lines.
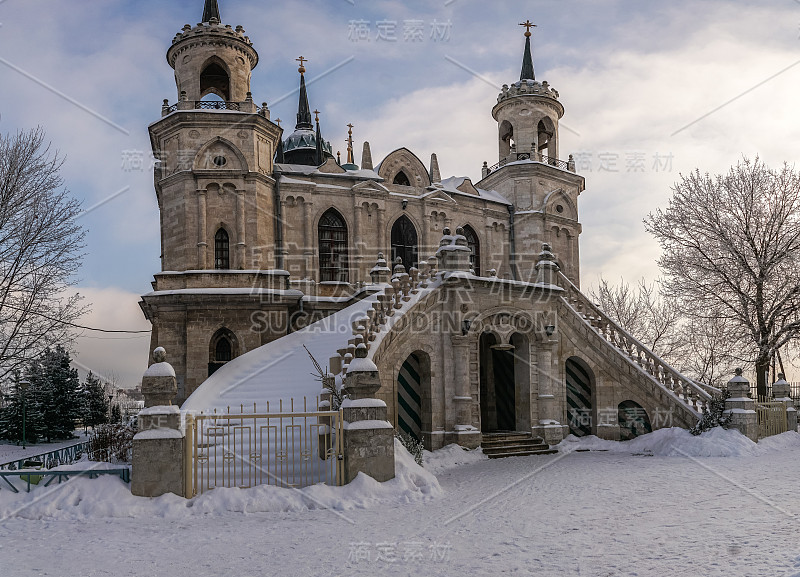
top-left (131, 405), bottom-right (185, 497)
top-left (724, 369), bottom-right (758, 442)
top-left (772, 374), bottom-right (796, 432)
top-left (341, 341), bottom-right (395, 483)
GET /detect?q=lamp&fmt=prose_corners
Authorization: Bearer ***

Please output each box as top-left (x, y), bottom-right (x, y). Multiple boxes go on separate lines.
top-left (545, 324), bottom-right (556, 337)
top-left (461, 319), bottom-right (472, 335)
top-left (402, 199), bottom-right (408, 210)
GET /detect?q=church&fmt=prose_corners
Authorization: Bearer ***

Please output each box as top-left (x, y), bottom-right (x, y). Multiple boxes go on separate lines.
top-left (141, 0), bottom-right (714, 454)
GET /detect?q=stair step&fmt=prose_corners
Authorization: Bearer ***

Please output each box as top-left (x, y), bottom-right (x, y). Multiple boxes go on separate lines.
top-left (486, 449), bottom-right (559, 459)
top-left (481, 437), bottom-right (544, 446)
top-left (482, 443), bottom-right (550, 455)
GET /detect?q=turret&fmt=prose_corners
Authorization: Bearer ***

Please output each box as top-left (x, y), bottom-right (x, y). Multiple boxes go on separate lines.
top-left (167, 1), bottom-right (258, 103)
top-left (282, 58), bottom-right (333, 166)
top-left (492, 21), bottom-right (564, 163)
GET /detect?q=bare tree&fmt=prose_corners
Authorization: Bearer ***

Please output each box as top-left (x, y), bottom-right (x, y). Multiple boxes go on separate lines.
top-left (590, 277), bottom-right (683, 361)
top-left (0, 128), bottom-right (87, 385)
top-left (645, 157), bottom-right (800, 397)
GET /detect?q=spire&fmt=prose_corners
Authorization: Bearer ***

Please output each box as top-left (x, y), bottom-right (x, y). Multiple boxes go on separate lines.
top-left (361, 142), bottom-right (373, 171)
top-left (346, 124), bottom-right (355, 165)
top-left (429, 153), bottom-right (441, 183)
top-left (202, 0), bottom-right (221, 23)
top-left (314, 110), bottom-right (324, 165)
top-left (295, 57), bottom-right (313, 130)
top-left (519, 20), bottom-right (536, 81)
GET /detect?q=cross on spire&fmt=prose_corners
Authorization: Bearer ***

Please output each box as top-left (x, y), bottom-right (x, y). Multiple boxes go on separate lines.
top-left (297, 56), bottom-right (307, 74)
top-left (314, 109), bottom-right (321, 123)
top-left (519, 19), bottom-right (536, 37)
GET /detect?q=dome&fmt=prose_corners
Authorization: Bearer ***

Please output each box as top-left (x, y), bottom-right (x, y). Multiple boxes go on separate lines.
top-left (283, 128), bottom-right (333, 156)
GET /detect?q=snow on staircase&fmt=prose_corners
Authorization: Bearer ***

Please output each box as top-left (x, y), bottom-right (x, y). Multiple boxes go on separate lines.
top-left (481, 432), bottom-right (558, 459)
top-left (557, 272), bottom-right (713, 417)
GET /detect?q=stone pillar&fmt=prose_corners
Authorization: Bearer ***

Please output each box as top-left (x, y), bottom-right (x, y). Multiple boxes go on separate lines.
top-left (141, 347), bottom-right (177, 408)
top-left (353, 201), bottom-right (363, 283)
top-left (450, 335), bottom-right (480, 448)
top-left (377, 208), bottom-right (386, 254)
top-left (772, 373), bottom-right (797, 432)
top-left (303, 200), bottom-right (314, 278)
top-left (131, 405), bottom-right (185, 497)
top-left (369, 253), bottom-right (391, 284)
top-left (724, 369), bottom-right (758, 442)
top-left (435, 227), bottom-right (472, 272)
top-left (235, 189), bottom-right (246, 268)
top-left (197, 189), bottom-right (208, 269)
top-left (533, 337), bottom-right (566, 444)
top-left (341, 343), bottom-right (395, 483)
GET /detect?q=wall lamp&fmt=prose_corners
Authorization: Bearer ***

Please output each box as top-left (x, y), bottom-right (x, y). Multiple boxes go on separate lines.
top-left (402, 199), bottom-right (408, 210)
top-left (545, 324), bottom-right (556, 337)
top-left (461, 319), bottom-right (472, 336)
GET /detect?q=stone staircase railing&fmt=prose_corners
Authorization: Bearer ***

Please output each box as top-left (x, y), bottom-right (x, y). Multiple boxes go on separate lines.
top-left (334, 254), bottom-right (439, 376)
top-left (557, 271), bottom-right (711, 415)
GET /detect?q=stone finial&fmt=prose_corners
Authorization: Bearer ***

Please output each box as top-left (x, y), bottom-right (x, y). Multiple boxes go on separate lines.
top-left (361, 141), bottom-right (374, 171)
top-left (142, 347), bottom-right (177, 408)
top-left (535, 243), bottom-right (560, 286)
top-left (369, 252), bottom-right (391, 284)
top-left (430, 153), bottom-right (441, 183)
top-left (436, 227), bottom-right (471, 272)
top-left (392, 256), bottom-right (406, 277)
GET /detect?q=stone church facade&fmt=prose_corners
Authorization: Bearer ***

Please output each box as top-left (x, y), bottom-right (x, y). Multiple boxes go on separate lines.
top-left (140, 2), bottom-right (584, 404)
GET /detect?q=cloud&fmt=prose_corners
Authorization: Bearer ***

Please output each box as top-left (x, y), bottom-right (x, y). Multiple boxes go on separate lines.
top-left (70, 287), bottom-right (151, 389)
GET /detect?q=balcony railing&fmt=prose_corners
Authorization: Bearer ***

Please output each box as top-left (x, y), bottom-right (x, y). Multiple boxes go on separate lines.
top-left (484, 152), bottom-right (576, 176)
top-left (161, 98), bottom-right (269, 117)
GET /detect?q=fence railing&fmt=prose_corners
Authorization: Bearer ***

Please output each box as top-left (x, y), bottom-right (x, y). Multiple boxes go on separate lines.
top-left (185, 400), bottom-right (343, 497)
top-left (756, 401), bottom-right (788, 439)
top-left (486, 152), bottom-right (576, 175)
top-left (751, 383), bottom-right (800, 403)
top-left (0, 440), bottom-right (91, 471)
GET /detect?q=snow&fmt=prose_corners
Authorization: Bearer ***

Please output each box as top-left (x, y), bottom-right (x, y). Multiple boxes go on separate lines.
top-left (138, 405), bottom-right (181, 416)
top-left (133, 429), bottom-right (183, 440)
top-left (342, 420), bottom-right (393, 430)
top-left (346, 357), bottom-right (378, 372)
top-left (341, 399), bottom-right (386, 408)
top-left (2, 430), bottom-right (800, 575)
top-left (142, 362), bottom-right (176, 378)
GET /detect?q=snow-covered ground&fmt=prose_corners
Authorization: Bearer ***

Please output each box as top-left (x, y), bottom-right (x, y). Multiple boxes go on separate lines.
top-left (2, 429), bottom-right (800, 576)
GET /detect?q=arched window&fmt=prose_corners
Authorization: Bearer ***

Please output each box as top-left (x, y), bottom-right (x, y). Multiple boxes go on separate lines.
top-left (391, 215), bottom-right (418, 271)
top-left (537, 118), bottom-right (554, 159)
top-left (463, 225), bottom-right (480, 275)
top-left (318, 209), bottom-right (349, 282)
top-left (200, 60), bottom-right (230, 101)
top-left (393, 171), bottom-right (411, 186)
top-left (208, 328), bottom-right (238, 377)
top-left (215, 228), bottom-right (230, 269)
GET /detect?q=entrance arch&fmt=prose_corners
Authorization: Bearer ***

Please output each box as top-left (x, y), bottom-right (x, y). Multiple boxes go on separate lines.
top-left (566, 357), bottom-right (594, 437)
top-left (397, 351), bottom-right (431, 445)
top-left (618, 400), bottom-right (653, 441)
top-left (479, 332), bottom-right (517, 432)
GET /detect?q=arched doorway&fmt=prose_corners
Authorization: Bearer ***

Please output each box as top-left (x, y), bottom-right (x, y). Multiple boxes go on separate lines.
top-left (397, 351), bottom-right (431, 446)
top-left (480, 332), bottom-right (516, 432)
top-left (618, 400), bottom-right (652, 441)
top-left (391, 215), bottom-right (418, 271)
top-left (566, 357), bottom-right (594, 437)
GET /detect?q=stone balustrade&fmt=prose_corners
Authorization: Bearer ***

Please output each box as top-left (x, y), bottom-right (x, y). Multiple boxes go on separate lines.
top-left (557, 271), bottom-right (712, 414)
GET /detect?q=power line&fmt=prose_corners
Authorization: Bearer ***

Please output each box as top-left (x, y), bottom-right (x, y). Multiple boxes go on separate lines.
top-left (2, 303), bottom-right (151, 334)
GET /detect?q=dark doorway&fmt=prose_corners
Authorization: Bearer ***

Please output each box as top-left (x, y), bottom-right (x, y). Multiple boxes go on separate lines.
top-left (480, 332), bottom-right (516, 432)
top-left (391, 215), bottom-right (418, 271)
top-left (618, 400), bottom-right (653, 440)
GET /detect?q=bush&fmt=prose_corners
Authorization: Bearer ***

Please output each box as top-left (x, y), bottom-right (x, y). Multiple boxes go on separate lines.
top-left (690, 388), bottom-right (732, 435)
top-left (395, 429), bottom-right (425, 466)
top-left (88, 420), bottom-right (137, 463)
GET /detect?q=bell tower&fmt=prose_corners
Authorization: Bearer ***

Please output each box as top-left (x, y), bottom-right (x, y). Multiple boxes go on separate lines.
top-left (140, 0), bottom-right (291, 405)
top-left (477, 22), bottom-right (585, 286)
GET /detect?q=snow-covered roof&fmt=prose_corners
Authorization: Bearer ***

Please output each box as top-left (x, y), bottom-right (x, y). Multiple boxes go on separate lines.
top-left (182, 294), bottom-right (381, 412)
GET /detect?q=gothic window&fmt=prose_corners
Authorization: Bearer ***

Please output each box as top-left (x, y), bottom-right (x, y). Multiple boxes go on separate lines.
top-left (200, 60), bottom-right (230, 101)
top-left (391, 215), bottom-right (418, 272)
top-left (463, 225), bottom-right (481, 275)
top-left (393, 171), bottom-right (411, 186)
top-left (208, 328), bottom-right (237, 377)
top-left (318, 209), bottom-right (349, 282)
top-left (215, 228), bottom-right (230, 269)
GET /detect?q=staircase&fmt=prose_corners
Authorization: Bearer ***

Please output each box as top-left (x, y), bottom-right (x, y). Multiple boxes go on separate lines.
top-left (481, 432), bottom-right (557, 459)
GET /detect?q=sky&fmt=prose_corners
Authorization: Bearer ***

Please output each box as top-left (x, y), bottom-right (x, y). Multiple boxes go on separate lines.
top-left (0, 0), bottom-right (799, 387)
